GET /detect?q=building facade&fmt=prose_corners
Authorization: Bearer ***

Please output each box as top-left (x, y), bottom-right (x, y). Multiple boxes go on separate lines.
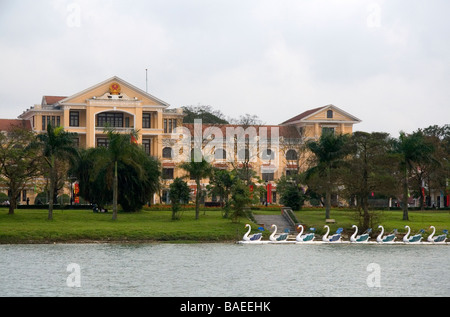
top-left (14, 76), bottom-right (362, 205)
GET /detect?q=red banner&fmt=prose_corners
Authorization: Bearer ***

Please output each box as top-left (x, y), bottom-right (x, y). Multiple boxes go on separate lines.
top-left (266, 184), bottom-right (272, 204)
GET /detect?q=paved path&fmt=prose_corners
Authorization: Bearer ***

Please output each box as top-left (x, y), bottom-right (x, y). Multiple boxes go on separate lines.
top-left (253, 214), bottom-right (295, 233)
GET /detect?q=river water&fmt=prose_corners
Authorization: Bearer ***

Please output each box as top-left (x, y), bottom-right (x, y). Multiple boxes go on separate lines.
top-left (0, 243), bottom-right (449, 297)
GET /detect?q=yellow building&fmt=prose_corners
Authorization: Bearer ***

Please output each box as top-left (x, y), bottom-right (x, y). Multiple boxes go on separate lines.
top-left (15, 76), bottom-right (361, 205)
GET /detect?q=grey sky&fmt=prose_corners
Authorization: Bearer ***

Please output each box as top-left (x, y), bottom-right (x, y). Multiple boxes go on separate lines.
top-left (0, 0), bottom-right (449, 137)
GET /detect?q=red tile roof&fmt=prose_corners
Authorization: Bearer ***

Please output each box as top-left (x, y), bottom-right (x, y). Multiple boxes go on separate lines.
top-left (43, 96), bottom-right (67, 105)
top-left (280, 106), bottom-right (326, 125)
top-left (0, 119), bottom-right (32, 131)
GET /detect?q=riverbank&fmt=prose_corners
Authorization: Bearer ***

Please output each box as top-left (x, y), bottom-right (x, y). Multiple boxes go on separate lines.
top-left (1, 207), bottom-right (449, 244)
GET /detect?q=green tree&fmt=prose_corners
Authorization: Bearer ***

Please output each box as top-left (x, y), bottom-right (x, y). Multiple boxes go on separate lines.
top-left (0, 126), bottom-right (40, 214)
top-left (276, 175), bottom-right (306, 211)
top-left (36, 124), bottom-right (77, 220)
top-left (339, 132), bottom-right (397, 229)
top-left (169, 177), bottom-right (190, 220)
top-left (305, 131), bottom-right (350, 219)
top-left (208, 169), bottom-right (235, 218)
top-left (180, 155), bottom-right (213, 220)
top-left (72, 130), bottom-right (160, 218)
top-left (392, 131), bottom-right (436, 220)
top-left (229, 178), bottom-right (253, 222)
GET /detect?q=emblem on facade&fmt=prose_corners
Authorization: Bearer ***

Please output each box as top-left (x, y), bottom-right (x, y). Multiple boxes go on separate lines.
top-left (109, 83), bottom-right (121, 95)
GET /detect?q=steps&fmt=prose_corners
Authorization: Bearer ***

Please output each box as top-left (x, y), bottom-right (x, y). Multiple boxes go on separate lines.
top-left (253, 215), bottom-right (296, 233)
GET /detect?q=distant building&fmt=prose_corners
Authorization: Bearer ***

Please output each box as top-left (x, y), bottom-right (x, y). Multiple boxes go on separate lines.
top-left (12, 76), bottom-right (362, 205)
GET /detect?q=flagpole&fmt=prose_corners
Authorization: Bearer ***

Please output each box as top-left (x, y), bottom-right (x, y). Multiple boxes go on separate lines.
top-left (145, 68), bottom-right (148, 93)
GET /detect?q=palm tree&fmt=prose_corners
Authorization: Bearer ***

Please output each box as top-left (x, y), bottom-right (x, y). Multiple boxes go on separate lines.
top-left (180, 154), bottom-right (213, 220)
top-left (92, 129), bottom-right (143, 220)
top-left (305, 131), bottom-right (350, 219)
top-left (392, 131), bottom-right (435, 220)
top-left (37, 124), bottom-right (78, 220)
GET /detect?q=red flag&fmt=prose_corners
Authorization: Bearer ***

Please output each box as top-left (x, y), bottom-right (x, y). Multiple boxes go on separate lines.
top-left (131, 134), bottom-right (137, 144)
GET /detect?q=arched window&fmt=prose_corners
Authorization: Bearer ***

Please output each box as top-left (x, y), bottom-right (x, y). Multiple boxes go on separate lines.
top-left (286, 149), bottom-right (298, 161)
top-left (214, 148), bottom-right (226, 160)
top-left (327, 110), bottom-right (333, 118)
top-left (162, 147), bottom-right (173, 159)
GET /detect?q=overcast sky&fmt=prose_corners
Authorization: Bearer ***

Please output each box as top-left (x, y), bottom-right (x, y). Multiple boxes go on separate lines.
top-left (0, 0), bottom-right (449, 137)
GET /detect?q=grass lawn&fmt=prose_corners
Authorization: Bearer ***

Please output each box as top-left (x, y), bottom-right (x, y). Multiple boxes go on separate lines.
top-left (0, 207), bottom-right (251, 244)
top-left (0, 206), bottom-right (449, 243)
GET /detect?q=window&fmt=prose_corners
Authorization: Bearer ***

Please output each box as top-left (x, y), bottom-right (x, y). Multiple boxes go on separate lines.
top-left (70, 111), bottom-right (79, 127)
top-left (42, 116), bottom-right (46, 130)
top-left (97, 113), bottom-right (123, 128)
top-left (327, 110), bottom-right (333, 118)
top-left (142, 139), bottom-right (151, 156)
top-left (73, 137), bottom-right (80, 148)
top-left (164, 119), bottom-right (177, 133)
top-left (322, 127), bottom-right (335, 135)
top-left (125, 117), bottom-right (130, 128)
top-left (97, 138), bottom-right (109, 148)
top-left (143, 113), bottom-right (151, 128)
top-left (162, 168), bottom-right (174, 180)
top-left (214, 148), bottom-right (226, 160)
top-left (286, 149), bottom-right (298, 161)
top-left (51, 116), bottom-right (56, 127)
top-left (56, 116), bottom-right (61, 127)
top-left (262, 172), bottom-right (274, 182)
top-left (22, 190), bottom-right (27, 202)
top-left (162, 147), bottom-right (173, 159)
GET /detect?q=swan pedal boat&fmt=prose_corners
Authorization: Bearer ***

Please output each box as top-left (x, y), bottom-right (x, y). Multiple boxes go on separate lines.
top-left (237, 224), bottom-right (449, 245)
top-left (268, 225), bottom-right (296, 244)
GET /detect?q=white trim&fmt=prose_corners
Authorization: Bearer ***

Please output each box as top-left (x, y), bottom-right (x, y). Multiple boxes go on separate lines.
top-left (58, 76), bottom-right (170, 107)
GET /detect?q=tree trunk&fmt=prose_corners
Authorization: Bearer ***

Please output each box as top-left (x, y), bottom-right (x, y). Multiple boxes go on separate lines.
top-left (8, 185), bottom-right (19, 215)
top-left (8, 193), bottom-right (18, 215)
top-left (112, 160), bottom-right (118, 220)
top-left (325, 166), bottom-right (331, 219)
top-left (402, 166), bottom-right (409, 221)
top-left (48, 157), bottom-right (55, 220)
top-left (362, 197), bottom-right (370, 230)
top-left (195, 179), bottom-right (200, 220)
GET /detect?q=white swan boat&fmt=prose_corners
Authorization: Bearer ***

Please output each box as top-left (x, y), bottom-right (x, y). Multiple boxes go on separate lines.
top-left (269, 224), bottom-right (294, 243)
top-left (322, 225), bottom-right (345, 243)
top-left (403, 225), bottom-right (423, 244)
top-left (238, 224), bottom-right (268, 244)
top-left (376, 225), bottom-right (396, 244)
top-left (350, 225), bottom-right (371, 243)
top-left (427, 226), bottom-right (447, 244)
top-left (295, 225), bottom-right (315, 243)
